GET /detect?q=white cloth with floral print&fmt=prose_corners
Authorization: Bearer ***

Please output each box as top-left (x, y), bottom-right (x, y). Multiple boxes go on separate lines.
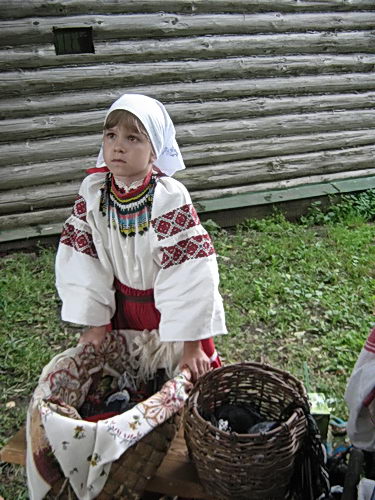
top-left (26, 334), bottom-right (192, 500)
top-left (39, 371), bottom-right (190, 500)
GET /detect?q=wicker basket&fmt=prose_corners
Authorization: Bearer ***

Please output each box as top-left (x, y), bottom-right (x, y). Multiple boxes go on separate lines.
top-left (184, 362), bottom-right (308, 500)
top-left (47, 411), bottom-right (180, 500)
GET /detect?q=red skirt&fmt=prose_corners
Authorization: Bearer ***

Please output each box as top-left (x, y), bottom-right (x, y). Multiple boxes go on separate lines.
top-left (111, 278), bottom-right (221, 369)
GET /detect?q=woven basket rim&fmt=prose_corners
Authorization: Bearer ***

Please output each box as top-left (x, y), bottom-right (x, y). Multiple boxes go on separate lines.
top-left (187, 361), bottom-right (307, 438)
top-left (189, 392), bottom-right (304, 438)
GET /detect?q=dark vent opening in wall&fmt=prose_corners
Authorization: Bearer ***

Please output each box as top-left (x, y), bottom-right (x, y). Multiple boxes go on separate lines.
top-left (53, 27), bottom-right (95, 55)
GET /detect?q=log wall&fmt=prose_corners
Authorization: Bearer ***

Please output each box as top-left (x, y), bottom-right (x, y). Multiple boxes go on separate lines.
top-left (0, 0), bottom-right (375, 242)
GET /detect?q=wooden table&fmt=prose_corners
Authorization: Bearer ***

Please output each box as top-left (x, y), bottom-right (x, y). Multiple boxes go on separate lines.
top-left (0, 427), bottom-right (213, 499)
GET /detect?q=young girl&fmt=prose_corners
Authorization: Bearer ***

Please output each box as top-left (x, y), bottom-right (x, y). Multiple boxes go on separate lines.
top-left (55, 94), bottom-right (227, 383)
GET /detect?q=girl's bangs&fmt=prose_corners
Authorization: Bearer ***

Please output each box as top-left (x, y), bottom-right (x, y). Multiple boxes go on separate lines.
top-left (104, 109), bottom-right (147, 135)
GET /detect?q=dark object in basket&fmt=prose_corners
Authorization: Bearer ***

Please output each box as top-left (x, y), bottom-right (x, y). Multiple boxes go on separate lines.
top-left (248, 420), bottom-right (279, 434)
top-left (215, 403), bottom-right (262, 433)
top-left (184, 362), bottom-right (322, 500)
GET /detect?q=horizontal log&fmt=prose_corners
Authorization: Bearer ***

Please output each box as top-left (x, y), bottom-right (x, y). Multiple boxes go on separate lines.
top-left (3, 55), bottom-right (375, 98)
top-left (2, 109), bottom-right (375, 167)
top-left (184, 129), bottom-right (375, 166)
top-left (177, 144), bottom-right (375, 189)
top-left (2, 31), bottom-right (375, 70)
top-left (2, 73), bottom-right (375, 120)
top-left (1, 12), bottom-right (375, 47)
top-left (1, 0), bottom-right (374, 19)
top-left (0, 181), bottom-right (81, 215)
top-left (0, 207), bottom-right (71, 230)
top-left (3, 165), bottom-right (375, 231)
top-left (1, 145), bottom-right (374, 214)
top-left (194, 174), bottom-right (375, 212)
top-left (2, 129), bottom-right (375, 190)
top-left (193, 169), bottom-right (375, 201)
top-left (3, 92), bottom-right (375, 143)
top-left (0, 158), bottom-right (90, 191)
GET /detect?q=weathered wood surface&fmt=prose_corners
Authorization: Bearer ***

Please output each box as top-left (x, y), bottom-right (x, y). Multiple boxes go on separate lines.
top-left (1, 12), bottom-right (375, 47)
top-left (2, 145), bottom-right (374, 215)
top-left (192, 170), bottom-right (375, 202)
top-left (2, 129), bottom-right (375, 191)
top-left (0, 182), bottom-right (81, 215)
top-left (0, 207), bottom-right (71, 230)
top-left (177, 145), bottom-right (375, 189)
top-left (1, 0), bottom-right (374, 19)
top-left (2, 31), bottom-right (375, 70)
top-left (2, 92), bottom-right (375, 143)
top-left (3, 55), bottom-right (375, 97)
top-left (2, 73), bottom-right (375, 120)
top-left (2, 109), bottom-right (375, 167)
top-left (1, 168), bottom-right (374, 229)
top-left (0, 2), bottom-right (374, 242)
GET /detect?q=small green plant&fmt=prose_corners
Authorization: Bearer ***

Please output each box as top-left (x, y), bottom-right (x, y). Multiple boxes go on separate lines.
top-left (202, 218), bottom-right (222, 236)
top-left (300, 189), bottom-right (375, 226)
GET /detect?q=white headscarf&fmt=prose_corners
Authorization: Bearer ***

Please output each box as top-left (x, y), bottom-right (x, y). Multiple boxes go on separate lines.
top-left (96, 94), bottom-right (185, 177)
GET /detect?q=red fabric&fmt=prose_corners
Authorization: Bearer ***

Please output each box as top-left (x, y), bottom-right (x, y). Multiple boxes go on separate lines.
top-left (111, 279), bottom-right (161, 331)
top-left (110, 279), bottom-right (221, 368)
top-left (201, 337), bottom-right (221, 368)
top-left (111, 169), bottom-right (153, 199)
top-left (84, 411), bottom-right (119, 422)
top-left (86, 166), bottom-right (110, 174)
top-left (365, 327), bottom-right (375, 354)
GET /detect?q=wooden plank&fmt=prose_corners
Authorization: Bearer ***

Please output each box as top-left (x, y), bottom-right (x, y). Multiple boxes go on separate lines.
top-left (0, 165), bottom-right (374, 228)
top-left (2, 129), bottom-right (375, 190)
top-left (199, 195), bottom-right (334, 227)
top-left (194, 175), bottom-right (375, 212)
top-left (2, 31), bottom-right (375, 70)
top-left (1, 0), bottom-right (374, 19)
top-left (0, 427), bottom-right (26, 466)
top-left (0, 222), bottom-right (65, 243)
top-left (3, 55), bottom-right (375, 97)
top-left (3, 92), bottom-right (375, 143)
top-left (145, 429), bottom-right (213, 499)
top-left (192, 169), bottom-right (375, 202)
top-left (0, 207), bottom-right (71, 230)
top-left (2, 73), bottom-right (375, 120)
top-left (2, 109), bottom-right (375, 166)
top-left (1, 143), bottom-right (375, 215)
top-left (1, 171), bottom-right (374, 242)
top-left (177, 146), bottom-right (375, 189)
top-left (1, 12), bottom-right (375, 47)
top-left (0, 181), bottom-right (80, 215)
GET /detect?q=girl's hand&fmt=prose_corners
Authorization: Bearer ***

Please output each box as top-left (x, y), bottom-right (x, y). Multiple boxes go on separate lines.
top-left (179, 340), bottom-right (211, 382)
top-left (79, 325), bottom-right (107, 350)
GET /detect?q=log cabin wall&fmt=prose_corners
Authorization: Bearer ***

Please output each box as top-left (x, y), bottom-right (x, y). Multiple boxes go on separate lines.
top-left (1, 0), bottom-right (375, 243)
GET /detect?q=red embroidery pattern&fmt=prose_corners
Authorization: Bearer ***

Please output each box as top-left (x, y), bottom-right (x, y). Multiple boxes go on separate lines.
top-left (161, 234), bottom-right (215, 269)
top-left (60, 223), bottom-right (98, 258)
top-left (72, 195), bottom-right (87, 222)
top-left (151, 204), bottom-right (200, 240)
top-left (365, 327), bottom-right (375, 354)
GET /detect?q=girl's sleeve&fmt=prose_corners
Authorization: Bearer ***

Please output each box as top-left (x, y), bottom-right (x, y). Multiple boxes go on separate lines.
top-left (150, 178), bottom-right (227, 342)
top-left (55, 179), bottom-right (115, 326)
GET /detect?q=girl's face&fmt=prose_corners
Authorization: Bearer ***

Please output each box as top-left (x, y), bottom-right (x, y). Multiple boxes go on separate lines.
top-left (102, 123), bottom-right (155, 184)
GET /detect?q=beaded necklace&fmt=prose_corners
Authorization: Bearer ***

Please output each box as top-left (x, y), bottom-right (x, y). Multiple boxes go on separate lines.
top-left (99, 171), bottom-right (157, 238)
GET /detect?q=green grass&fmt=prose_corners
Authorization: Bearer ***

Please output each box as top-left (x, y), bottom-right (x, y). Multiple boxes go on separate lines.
top-left (1, 195), bottom-right (374, 498)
